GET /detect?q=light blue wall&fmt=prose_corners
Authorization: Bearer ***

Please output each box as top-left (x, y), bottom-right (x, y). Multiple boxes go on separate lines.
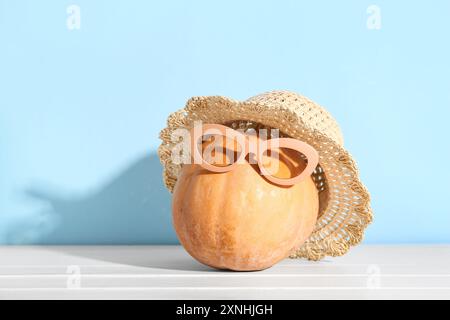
top-left (1, 0), bottom-right (449, 244)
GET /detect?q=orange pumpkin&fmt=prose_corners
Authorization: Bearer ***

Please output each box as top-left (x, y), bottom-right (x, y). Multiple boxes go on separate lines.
top-left (172, 136), bottom-right (319, 271)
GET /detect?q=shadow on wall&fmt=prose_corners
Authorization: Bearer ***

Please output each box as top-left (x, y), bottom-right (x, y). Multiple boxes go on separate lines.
top-left (19, 152), bottom-right (178, 244)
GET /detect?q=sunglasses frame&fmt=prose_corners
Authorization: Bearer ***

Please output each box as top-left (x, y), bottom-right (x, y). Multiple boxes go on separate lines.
top-left (190, 124), bottom-right (319, 186)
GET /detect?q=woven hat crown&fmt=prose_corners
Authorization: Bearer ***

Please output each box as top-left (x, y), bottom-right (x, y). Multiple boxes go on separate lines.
top-left (245, 91), bottom-right (344, 146)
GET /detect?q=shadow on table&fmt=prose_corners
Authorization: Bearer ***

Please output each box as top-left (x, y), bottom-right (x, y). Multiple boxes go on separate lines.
top-left (45, 245), bottom-right (220, 272)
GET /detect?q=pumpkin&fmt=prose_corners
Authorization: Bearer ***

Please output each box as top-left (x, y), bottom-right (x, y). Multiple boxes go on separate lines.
top-left (172, 135), bottom-right (319, 271)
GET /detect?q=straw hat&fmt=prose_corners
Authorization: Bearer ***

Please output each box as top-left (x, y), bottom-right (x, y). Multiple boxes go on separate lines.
top-left (158, 91), bottom-right (372, 260)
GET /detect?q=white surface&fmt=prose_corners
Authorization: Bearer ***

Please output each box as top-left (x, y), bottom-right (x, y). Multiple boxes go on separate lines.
top-left (0, 245), bottom-right (449, 299)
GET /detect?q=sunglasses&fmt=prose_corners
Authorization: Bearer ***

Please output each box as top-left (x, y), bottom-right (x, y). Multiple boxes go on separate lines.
top-left (189, 124), bottom-right (319, 186)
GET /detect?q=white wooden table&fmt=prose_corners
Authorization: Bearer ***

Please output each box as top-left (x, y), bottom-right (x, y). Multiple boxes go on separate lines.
top-left (0, 245), bottom-right (449, 299)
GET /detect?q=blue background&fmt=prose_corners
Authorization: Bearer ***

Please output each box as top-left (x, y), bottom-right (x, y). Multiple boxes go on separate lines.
top-left (1, 0), bottom-right (449, 244)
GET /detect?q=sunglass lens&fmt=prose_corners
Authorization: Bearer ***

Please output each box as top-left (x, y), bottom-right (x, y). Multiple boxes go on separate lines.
top-left (199, 134), bottom-right (242, 167)
top-left (260, 147), bottom-right (307, 179)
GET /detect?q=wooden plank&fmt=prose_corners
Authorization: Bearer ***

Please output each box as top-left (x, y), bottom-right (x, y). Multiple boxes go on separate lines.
top-left (0, 245), bottom-right (449, 299)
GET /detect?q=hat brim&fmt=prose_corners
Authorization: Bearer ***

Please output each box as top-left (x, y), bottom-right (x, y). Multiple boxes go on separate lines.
top-left (158, 95), bottom-right (372, 260)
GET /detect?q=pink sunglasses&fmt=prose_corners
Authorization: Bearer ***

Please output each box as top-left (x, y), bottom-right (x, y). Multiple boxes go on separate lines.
top-left (189, 124), bottom-right (319, 186)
